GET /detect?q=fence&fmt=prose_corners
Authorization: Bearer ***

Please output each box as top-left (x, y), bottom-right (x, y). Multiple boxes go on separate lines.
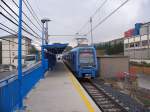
top-left (0, 59), bottom-right (48, 112)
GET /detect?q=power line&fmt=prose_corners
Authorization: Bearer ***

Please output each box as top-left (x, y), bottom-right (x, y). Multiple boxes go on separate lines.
top-left (0, 23), bottom-right (17, 33)
top-left (0, 11), bottom-right (41, 40)
top-left (23, 0), bottom-right (42, 28)
top-left (1, 0), bottom-right (41, 38)
top-left (0, 27), bottom-right (29, 46)
top-left (12, 0), bottom-right (41, 32)
top-left (0, 4), bottom-right (18, 23)
top-left (85, 0), bottom-right (130, 35)
top-left (0, 23), bottom-right (41, 44)
top-left (0, 26), bottom-right (41, 47)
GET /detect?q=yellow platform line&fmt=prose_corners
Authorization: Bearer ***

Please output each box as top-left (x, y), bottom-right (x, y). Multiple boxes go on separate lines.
top-left (63, 64), bottom-right (95, 112)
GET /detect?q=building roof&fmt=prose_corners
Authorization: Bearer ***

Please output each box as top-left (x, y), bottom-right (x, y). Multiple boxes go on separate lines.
top-left (0, 34), bottom-right (31, 40)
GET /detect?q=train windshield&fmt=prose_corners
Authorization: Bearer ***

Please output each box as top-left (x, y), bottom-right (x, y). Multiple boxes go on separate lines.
top-left (79, 49), bottom-right (95, 65)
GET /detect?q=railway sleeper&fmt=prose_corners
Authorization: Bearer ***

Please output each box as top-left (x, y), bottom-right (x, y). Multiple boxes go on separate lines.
top-left (94, 97), bottom-right (109, 101)
top-left (89, 91), bottom-right (100, 94)
top-left (90, 93), bottom-right (104, 96)
top-left (96, 100), bottom-right (112, 104)
top-left (92, 95), bottom-right (104, 98)
top-left (86, 86), bottom-right (96, 91)
top-left (99, 104), bottom-right (115, 108)
top-left (103, 108), bottom-right (122, 112)
top-left (89, 89), bottom-right (99, 92)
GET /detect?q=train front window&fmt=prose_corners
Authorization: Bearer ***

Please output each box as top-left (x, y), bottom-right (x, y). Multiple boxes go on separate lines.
top-left (79, 49), bottom-right (94, 65)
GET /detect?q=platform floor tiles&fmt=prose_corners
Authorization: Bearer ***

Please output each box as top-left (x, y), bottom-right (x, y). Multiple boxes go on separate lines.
top-left (25, 61), bottom-right (101, 112)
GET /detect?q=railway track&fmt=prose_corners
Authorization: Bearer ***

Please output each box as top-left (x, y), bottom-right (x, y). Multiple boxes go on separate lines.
top-left (80, 80), bottom-right (129, 112)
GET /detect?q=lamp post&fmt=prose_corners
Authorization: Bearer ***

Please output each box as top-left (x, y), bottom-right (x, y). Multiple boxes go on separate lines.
top-left (41, 19), bottom-right (51, 69)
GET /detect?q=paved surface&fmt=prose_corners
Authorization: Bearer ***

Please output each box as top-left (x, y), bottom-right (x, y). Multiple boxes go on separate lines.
top-left (0, 71), bottom-right (17, 80)
top-left (137, 74), bottom-right (150, 90)
top-left (25, 61), bottom-right (101, 112)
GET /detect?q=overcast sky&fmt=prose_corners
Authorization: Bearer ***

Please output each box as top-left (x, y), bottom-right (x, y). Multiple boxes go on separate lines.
top-left (0, 0), bottom-right (150, 45)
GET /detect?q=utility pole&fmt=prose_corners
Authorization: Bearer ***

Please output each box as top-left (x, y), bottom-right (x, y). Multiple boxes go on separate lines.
top-left (90, 17), bottom-right (93, 46)
top-left (147, 25), bottom-right (150, 59)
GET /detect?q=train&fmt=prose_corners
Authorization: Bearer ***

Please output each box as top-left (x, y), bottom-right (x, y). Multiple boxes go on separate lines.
top-left (63, 46), bottom-right (98, 78)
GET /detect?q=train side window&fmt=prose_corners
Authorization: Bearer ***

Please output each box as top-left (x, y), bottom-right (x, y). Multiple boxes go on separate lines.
top-left (72, 54), bottom-right (74, 64)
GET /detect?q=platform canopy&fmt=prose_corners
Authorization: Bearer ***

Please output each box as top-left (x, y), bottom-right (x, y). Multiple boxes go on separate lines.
top-left (43, 43), bottom-right (68, 54)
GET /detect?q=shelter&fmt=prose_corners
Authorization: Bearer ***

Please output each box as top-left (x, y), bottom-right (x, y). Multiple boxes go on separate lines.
top-left (43, 43), bottom-right (68, 70)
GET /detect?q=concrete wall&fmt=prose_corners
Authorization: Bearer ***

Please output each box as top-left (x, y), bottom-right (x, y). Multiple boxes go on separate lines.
top-left (97, 56), bottom-right (129, 79)
top-left (124, 49), bottom-right (150, 60)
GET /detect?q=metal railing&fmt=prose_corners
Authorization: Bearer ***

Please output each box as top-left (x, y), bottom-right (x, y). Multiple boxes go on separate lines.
top-left (0, 59), bottom-right (48, 112)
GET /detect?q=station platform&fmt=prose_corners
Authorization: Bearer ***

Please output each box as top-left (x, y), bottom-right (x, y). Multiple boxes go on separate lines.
top-left (25, 61), bottom-right (101, 112)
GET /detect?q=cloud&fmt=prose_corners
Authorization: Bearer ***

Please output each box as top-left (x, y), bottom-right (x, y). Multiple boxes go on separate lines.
top-left (0, 0), bottom-right (149, 44)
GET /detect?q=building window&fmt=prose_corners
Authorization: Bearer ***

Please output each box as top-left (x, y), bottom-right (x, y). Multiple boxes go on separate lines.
top-left (12, 52), bottom-right (15, 56)
top-left (129, 43), bottom-right (134, 48)
top-left (12, 43), bottom-right (14, 48)
top-left (135, 42), bottom-right (140, 47)
top-left (125, 44), bottom-right (128, 48)
top-left (142, 40), bottom-right (148, 46)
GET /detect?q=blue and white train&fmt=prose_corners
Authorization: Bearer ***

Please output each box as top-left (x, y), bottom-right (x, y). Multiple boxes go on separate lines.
top-left (63, 46), bottom-right (98, 78)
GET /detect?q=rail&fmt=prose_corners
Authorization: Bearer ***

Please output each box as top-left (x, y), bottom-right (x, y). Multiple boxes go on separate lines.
top-left (81, 80), bottom-right (128, 112)
top-left (0, 59), bottom-right (48, 112)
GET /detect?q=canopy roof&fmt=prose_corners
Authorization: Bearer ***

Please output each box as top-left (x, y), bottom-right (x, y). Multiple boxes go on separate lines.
top-left (43, 43), bottom-right (68, 54)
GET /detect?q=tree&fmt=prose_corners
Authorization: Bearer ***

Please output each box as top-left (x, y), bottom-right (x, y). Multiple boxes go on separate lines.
top-left (95, 42), bottom-right (124, 55)
top-left (29, 45), bottom-right (38, 54)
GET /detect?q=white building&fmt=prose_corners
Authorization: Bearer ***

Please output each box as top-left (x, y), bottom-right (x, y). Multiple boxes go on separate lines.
top-left (1, 34), bottom-right (31, 66)
top-left (124, 22), bottom-right (150, 63)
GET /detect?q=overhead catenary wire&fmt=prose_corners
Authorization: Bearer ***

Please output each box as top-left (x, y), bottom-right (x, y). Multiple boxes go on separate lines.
top-left (76, 0), bottom-right (108, 34)
top-left (85, 0), bottom-right (130, 35)
top-left (1, 0), bottom-right (41, 38)
top-left (12, 0), bottom-right (41, 32)
top-left (91, 0), bottom-right (108, 18)
top-left (23, 0), bottom-right (42, 28)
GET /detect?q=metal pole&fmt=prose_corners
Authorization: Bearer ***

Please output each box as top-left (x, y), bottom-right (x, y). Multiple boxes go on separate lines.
top-left (41, 22), bottom-right (45, 69)
top-left (18, 0), bottom-right (23, 108)
top-left (90, 17), bottom-right (93, 46)
top-left (45, 22), bottom-right (49, 44)
top-left (147, 25), bottom-right (150, 59)
top-left (9, 40), bottom-right (11, 65)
